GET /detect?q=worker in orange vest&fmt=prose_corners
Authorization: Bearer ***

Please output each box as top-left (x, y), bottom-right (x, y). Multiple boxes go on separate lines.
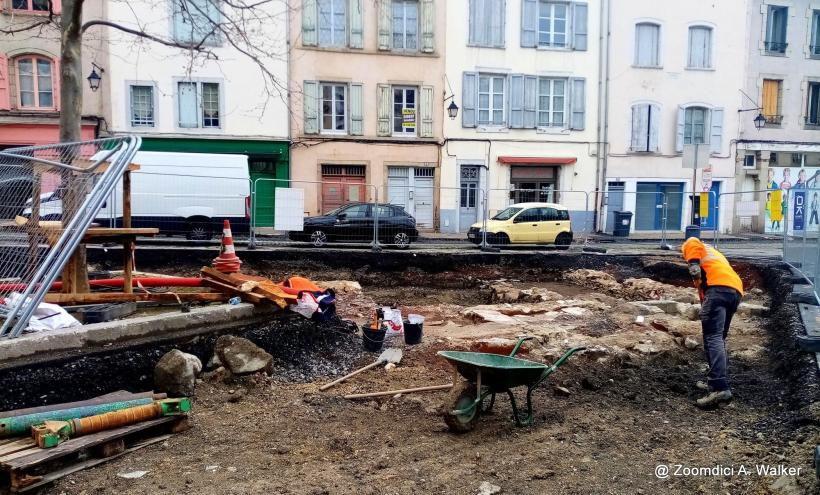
top-left (681, 236), bottom-right (744, 409)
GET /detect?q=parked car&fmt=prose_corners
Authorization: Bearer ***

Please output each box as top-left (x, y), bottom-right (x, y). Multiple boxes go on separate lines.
top-left (25, 151), bottom-right (251, 240)
top-left (289, 202), bottom-right (419, 248)
top-left (467, 202), bottom-right (573, 249)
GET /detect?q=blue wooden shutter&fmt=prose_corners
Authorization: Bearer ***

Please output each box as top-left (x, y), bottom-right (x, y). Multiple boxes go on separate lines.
top-left (509, 74), bottom-right (524, 128)
top-left (303, 0), bottom-right (318, 46)
top-left (570, 78), bottom-right (585, 130)
top-left (573, 3), bottom-right (588, 51)
top-left (462, 72), bottom-right (478, 128)
top-left (521, 0), bottom-right (536, 47)
top-left (349, 0), bottom-right (363, 48)
top-left (709, 108), bottom-right (724, 154)
top-left (523, 75), bottom-right (537, 128)
top-left (648, 104), bottom-right (660, 152)
top-left (676, 106), bottom-right (685, 152)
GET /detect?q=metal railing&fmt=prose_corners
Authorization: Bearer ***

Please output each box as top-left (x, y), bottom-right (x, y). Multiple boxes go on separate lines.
top-left (0, 137), bottom-right (141, 338)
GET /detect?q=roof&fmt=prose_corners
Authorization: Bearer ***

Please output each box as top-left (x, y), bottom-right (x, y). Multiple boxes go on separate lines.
top-left (497, 156), bottom-right (578, 165)
top-left (506, 202), bottom-right (568, 209)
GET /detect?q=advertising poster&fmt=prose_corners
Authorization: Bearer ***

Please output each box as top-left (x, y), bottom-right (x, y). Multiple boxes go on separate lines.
top-left (764, 167), bottom-right (820, 234)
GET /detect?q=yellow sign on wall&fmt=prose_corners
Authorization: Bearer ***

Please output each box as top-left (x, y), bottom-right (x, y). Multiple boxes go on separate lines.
top-left (770, 189), bottom-right (783, 222)
top-left (699, 193), bottom-right (709, 219)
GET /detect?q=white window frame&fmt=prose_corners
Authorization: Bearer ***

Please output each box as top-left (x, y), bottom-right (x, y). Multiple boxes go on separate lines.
top-left (320, 82), bottom-right (348, 134)
top-left (173, 78), bottom-right (224, 131)
top-left (318, 0), bottom-right (347, 47)
top-left (683, 106), bottom-right (711, 145)
top-left (537, 1), bottom-right (569, 48)
top-left (536, 77), bottom-right (567, 128)
top-left (764, 5), bottom-right (788, 54)
top-left (392, 85), bottom-right (418, 137)
top-left (477, 74), bottom-right (506, 127)
top-left (15, 55), bottom-right (55, 110)
top-left (634, 21), bottom-right (661, 68)
top-left (392, 0), bottom-right (419, 51)
top-left (686, 25), bottom-right (714, 70)
top-left (126, 81), bottom-right (158, 129)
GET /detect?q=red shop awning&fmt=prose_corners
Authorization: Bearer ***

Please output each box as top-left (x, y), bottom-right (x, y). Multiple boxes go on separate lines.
top-left (497, 156), bottom-right (577, 165)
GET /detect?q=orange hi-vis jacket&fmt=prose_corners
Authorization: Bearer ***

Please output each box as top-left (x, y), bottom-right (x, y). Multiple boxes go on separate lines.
top-left (681, 238), bottom-right (744, 296)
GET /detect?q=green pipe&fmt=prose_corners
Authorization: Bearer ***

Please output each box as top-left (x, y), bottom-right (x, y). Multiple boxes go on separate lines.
top-left (0, 398), bottom-right (153, 437)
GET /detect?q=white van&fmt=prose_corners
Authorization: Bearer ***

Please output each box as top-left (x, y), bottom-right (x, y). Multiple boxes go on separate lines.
top-left (34, 151), bottom-right (251, 240)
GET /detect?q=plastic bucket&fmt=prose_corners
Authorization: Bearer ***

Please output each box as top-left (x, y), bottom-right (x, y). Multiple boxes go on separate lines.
top-left (362, 325), bottom-right (386, 352)
top-left (403, 321), bottom-right (423, 345)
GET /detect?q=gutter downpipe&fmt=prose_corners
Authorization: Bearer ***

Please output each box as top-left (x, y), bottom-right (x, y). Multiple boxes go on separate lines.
top-left (596, 0), bottom-right (612, 233)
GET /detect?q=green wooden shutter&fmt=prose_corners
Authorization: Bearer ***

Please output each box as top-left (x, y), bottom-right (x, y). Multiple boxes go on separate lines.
top-left (420, 85), bottom-right (434, 137)
top-left (303, 80), bottom-right (319, 134)
top-left (377, 84), bottom-right (391, 136)
top-left (420, 0), bottom-right (435, 52)
top-left (350, 83), bottom-right (364, 135)
top-left (349, 0), bottom-right (363, 48)
top-left (303, 0), bottom-right (318, 46)
top-left (378, 0), bottom-right (391, 50)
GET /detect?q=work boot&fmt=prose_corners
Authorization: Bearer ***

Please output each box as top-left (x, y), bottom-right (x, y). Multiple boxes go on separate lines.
top-left (696, 390), bottom-right (733, 409)
top-left (695, 380), bottom-right (710, 391)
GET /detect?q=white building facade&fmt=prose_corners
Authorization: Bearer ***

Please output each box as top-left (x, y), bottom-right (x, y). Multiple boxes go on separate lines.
top-left (442, 0), bottom-right (602, 234)
top-left (602, 0), bottom-right (748, 234)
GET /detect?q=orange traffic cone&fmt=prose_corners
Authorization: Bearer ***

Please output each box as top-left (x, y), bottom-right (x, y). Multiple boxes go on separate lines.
top-left (213, 219), bottom-right (242, 273)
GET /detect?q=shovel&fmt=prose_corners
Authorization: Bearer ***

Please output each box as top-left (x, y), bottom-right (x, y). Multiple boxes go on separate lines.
top-left (320, 348), bottom-right (403, 391)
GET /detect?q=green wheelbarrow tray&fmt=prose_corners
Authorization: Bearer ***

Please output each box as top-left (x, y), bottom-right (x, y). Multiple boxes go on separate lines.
top-left (438, 337), bottom-right (586, 429)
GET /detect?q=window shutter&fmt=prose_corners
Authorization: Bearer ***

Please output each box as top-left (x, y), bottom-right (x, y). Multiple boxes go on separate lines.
top-left (462, 72), bottom-right (477, 128)
top-left (378, 0), bottom-right (391, 50)
top-left (377, 83), bottom-right (391, 136)
top-left (0, 54), bottom-right (9, 111)
top-left (648, 104), bottom-right (660, 152)
top-left (572, 3), bottom-right (588, 51)
top-left (709, 108), bottom-right (724, 154)
top-left (350, 83), bottom-right (363, 135)
top-left (420, 85), bottom-right (434, 137)
top-left (675, 106), bottom-right (685, 153)
top-left (630, 105), bottom-right (645, 151)
top-left (509, 74), bottom-right (524, 128)
top-left (303, 80), bottom-right (319, 134)
top-left (523, 75), bottom-right (537, 128)
top-left (349, 0), bottom-right (363, 49)
top-left (490, 0), bottom-right (505, 47)
top-left (570, 78), bottom-right (585, 130)
top-left (470, 0), bottom-right (486, 45)
top-left (520, 0), bottom-right (537, 48)
top-left (178, 82), bottom-right (199, 128)
top-left (52, 57), bottom-right (60, 110)
top-left (420, 0), bottom-right (435, 53)
top-left (302, 0), bottom-right (318, 46)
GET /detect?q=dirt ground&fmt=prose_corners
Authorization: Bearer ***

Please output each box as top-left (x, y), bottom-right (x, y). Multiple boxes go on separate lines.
top-left (46, 263), bottom-right (820, 494)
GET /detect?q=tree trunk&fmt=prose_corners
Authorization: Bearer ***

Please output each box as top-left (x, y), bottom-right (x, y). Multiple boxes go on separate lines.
top-left (59, 0), bottom-right (90, 293)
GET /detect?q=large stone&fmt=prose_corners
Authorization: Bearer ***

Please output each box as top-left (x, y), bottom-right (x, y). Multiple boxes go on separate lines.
top-left (737, 303), bottom-right (770, 317)
top-left (491, 284), bottom-right (522, 303)
top-left (214, 335), bottom-right (273, 375)
top-left (628, 302), bottom-right (664, 316)
top-left (462, 308), bottom-right (518, 324)
top-left (317, 280), bottom-right (362, 295)
top-left (635, 300), bottom-right (680, 314)
top-left (684, 336), bottom-right (700, 350)
top-left (154, 350), bottom-right (202, 397)
top-left (632, 342), bottom-right (659, 355)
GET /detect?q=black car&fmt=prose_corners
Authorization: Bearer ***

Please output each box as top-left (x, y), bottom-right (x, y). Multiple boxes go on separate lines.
top-left (289, 202), bottom-right (419, 248)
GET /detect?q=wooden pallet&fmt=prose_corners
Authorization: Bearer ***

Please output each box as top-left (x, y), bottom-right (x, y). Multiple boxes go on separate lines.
top-left (0, 416), bottom-right (189, 493)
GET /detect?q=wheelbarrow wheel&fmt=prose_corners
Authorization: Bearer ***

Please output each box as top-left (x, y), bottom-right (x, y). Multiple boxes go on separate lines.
top-left (443, 381), bottom-right (481, 433)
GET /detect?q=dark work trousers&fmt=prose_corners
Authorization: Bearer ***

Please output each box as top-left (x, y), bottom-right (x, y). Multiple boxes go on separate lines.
top-left (700, 286), bottom-right (742, 392)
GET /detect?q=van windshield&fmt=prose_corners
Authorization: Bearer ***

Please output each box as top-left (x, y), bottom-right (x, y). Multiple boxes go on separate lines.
top-left (492, 207), bottom-right (523, 221)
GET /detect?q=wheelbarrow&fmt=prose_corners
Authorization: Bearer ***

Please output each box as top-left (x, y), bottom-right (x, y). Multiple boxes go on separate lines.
top-left (438, 337), bottom-right (585, 432)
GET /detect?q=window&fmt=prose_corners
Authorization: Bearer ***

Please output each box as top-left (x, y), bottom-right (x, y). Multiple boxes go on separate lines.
top-left (16, 56), bottom-right (54, 109)
top-left (515, 208), bottom-right (542, 222)
top-left (478, 75), bottom-right (505, 126)
top-left (469, 0), bottom-right (505, 47)
top-left (537, 1), bottom-right (568, 47)
top-left (12, 0), bottom-right (49, 11)
top-left (392, 0), bottom-right (418, 50)
top-left (318, 0), bottom-right (346, 47)
top-left (807, 82), bottom-right (820, 126)
top-left (129, 85), bottom-right (155, 127)
top-left (392, 86), bottom-right (417, 135)
top-left (375, 205), bottom-right (395, 217)
top-left (321, 83), bottom-right (346, 132)
top-left (537, 78), bottom-right (565, 127)
top-left (634, 22), bottom-right (660, 67)
top-left (687, 26), bottom-right (713, 69)
top-left (811, 10), bottom-right (820, 57)
top-left (762, 79), bottom-right (782, 125)
top-left (630, 103), bottom-right (660, 152)
top-left (342, 204), bottom-right (369, 218)
top-left (173, 0), bottom-right (222, 46)
top-left (765, 5), bottom-right (788, 54)
top-left (176, 80), bottom-right (221, 129)
top-left (684, 107), bottom-right (709, 145)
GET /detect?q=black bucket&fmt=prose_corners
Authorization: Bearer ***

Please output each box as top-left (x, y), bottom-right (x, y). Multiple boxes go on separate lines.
top-left (403, 321), bottom-right (423, 345)
top-left (362, 325), bottom-right (386, 352)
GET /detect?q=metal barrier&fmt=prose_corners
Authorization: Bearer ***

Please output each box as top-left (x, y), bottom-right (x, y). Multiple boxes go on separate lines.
top-left (713, 189), bottom-right (777, 250)
top-left (601, 189), bottom-right (670, 248)
top-left (782, 187), bottom-right (820, 285)
top-left (0, 137), bottom-right (141, 337)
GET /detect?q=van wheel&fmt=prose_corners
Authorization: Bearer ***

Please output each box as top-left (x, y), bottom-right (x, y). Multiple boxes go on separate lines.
top-left (555, 232), bottom-right (572, 250)
top-left (493, 233), bottom-right (510, 246)
top-left (186, 221), bottom-right (212, 241)
top-left (393, 232), bottom-right (411, 249)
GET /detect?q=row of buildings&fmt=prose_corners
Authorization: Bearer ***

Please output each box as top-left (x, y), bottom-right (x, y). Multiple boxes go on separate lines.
top-left (2, 0), bottom-right (819, 235)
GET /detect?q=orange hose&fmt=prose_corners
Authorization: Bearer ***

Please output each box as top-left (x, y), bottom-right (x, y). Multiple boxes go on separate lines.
top-left (70, 403), bottom-right (160, 436)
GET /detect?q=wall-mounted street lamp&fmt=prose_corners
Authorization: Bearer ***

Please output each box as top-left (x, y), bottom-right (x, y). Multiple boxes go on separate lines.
top-left (753, 112), bottom-right (766, 130)
top-left (447, 100), bottom-right (459, 120)
top-left (738, 89), bottom-right (767, 131)
top-left (87, 62), bottom-right (104, 92)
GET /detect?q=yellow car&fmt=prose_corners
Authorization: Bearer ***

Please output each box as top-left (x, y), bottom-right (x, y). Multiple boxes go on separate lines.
top-left (467, 202), bottom-right (573, 248)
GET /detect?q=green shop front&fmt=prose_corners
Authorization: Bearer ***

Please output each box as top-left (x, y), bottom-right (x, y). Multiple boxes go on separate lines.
top-left (138, 138), bottom-right (289, 228)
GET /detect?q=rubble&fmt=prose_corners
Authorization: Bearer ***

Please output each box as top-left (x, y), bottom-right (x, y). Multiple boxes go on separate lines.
top-left (214, 335), bottom-right (274, 375)
top-left (737, 303), bottom-right (770, 317)
top-left (153, 350), bottom-right (202, 397)
top-left (684, 336), bottom-right (701, 350)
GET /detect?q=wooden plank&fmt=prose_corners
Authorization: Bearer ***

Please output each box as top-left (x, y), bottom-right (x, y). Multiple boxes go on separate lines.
top-left (123, 239), bottom-right (133, 295)
top-left (0, 440), bottom-right (36, 458)
top-left (68, 159), bottom-right (140, 173)
top-left (4, 417), bottom-right (175, 469)
top-left (43, 292), bottom-right (227, 305)
top-left (199, 278), bottom-right (264, 304)
top-left (0, 448), bottom-right (39, 464)
top-left (200, 267), bottom-right (243, 288)
top-left (13, 434), bottom-right (170, 494)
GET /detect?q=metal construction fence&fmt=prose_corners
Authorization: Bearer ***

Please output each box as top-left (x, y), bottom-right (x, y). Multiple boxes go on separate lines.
top-left (782, 187), bottom-right (820, 295)
top-left (0, 137), bottom-right (141, 337)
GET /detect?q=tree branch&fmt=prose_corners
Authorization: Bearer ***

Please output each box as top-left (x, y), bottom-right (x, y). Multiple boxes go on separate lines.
top-left (81, 19), bottom-right (218, 57)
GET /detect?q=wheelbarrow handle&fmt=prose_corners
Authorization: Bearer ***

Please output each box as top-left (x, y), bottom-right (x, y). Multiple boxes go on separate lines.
top-left (551, 346), bottom-right (587, 369)
top-left (509, 336), bottom-right (536, 357)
